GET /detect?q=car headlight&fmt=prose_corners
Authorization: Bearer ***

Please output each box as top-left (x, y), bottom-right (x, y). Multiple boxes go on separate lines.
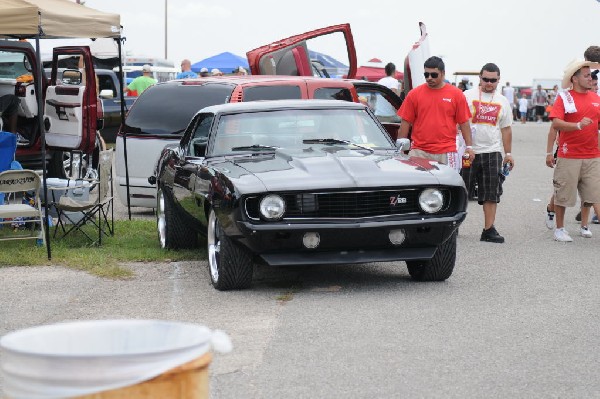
top-left (418, 188), bottom-right (444, 213)
top-left (259, 194), bottom-right (286, 220)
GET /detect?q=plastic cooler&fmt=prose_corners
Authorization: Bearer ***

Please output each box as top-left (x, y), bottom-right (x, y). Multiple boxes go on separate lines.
top-left (0, 319), bottom-right (232, 399)
top-left (41, 178), bottom-right (91, 222)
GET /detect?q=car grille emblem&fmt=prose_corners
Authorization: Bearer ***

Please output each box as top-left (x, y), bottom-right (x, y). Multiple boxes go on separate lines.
top-left (390, 195), bottom-right (408, 206)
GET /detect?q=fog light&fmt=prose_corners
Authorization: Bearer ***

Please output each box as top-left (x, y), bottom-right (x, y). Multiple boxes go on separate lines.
top-left (389, 229), bottom-right (406, 246)
top-left (303, 232), bottom-right (320, 249)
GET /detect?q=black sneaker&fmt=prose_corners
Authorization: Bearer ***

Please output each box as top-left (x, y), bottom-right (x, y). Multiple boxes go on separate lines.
top-left (480, 226), bottom-right (505, 243)
top-left (575, 211), bottom-right (582, 222)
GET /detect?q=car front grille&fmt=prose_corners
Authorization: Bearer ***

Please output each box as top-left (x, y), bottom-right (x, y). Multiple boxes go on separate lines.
top-left (245, 189), bottom-right (452, 220)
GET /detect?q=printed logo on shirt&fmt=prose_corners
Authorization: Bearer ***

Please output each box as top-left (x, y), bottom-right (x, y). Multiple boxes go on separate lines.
top-left (561, 143), bottom-right (568, 154)
top-left (592, 102), bottom-right (599, 107)
top-left (472, 100), bottom-right (501, 126)
top-left (442, 98), bottom-right (452, 103)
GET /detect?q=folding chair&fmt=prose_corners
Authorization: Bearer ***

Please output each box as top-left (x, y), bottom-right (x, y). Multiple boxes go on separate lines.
top-left (51, 149), bottom-right (114, 245)
top-left (0, 169), bottom-right (46, 246)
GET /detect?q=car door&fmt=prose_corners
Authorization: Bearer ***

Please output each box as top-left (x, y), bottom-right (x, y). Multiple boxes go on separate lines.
top-left (403, 22), bottom-right (430, 93)
top-left (175, 112), bottom-right (214, 226)
top-left (352, 82), bottom-right (403, 140)
top-left (246, 24), bottom-right (357, 79)
top-left (45, 46), bottom-right (97, 154)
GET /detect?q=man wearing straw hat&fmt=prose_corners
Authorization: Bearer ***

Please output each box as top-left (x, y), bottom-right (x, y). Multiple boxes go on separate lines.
top-left (548, 59), bottom-right (600, 242)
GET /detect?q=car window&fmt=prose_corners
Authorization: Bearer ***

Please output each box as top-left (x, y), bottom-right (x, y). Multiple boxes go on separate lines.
top-left (313, 87), bottom-right (352, 102)
top-left (242, 85), bottom-right (301, 101)
top-left (211, 108), bottom-right (393, 155)
top-left (356, 88), bottom-right (400, 122)
top-left (123, 83), bottom-right (234, 136)
top-left (0, 50), bottom-right (31, 79)
top-left (188, 113), bottom-right (214, 157)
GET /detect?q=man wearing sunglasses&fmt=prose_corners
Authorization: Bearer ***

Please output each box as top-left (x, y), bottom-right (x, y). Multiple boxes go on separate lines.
top-left (397, 56), bottom-right (474, 171)
top-left (462, 63), bottom-right (514, 243)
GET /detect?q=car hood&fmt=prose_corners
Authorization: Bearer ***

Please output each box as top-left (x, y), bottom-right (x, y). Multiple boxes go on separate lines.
top-left (211, 147), bottom-right (465, 194)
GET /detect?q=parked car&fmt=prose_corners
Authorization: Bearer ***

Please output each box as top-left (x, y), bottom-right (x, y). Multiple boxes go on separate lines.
top-left (96, 69), bottom-right (135, 143)
top-left (152, 100), bottom-right (468, 290)
top-left (116, 75), bottom-right (401, 208)
top-left (0, 40), bottom-right (102, 178)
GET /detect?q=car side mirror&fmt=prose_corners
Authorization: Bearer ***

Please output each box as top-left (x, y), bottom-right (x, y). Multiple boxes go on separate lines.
top-left (395, 138), bottom-right (410, 152)
top-left (99, 89), bottom-right (114, 99)
top-left (61, 69), bottom-right (82, 85)
top-left (193, 140), bottom-right (208, 157)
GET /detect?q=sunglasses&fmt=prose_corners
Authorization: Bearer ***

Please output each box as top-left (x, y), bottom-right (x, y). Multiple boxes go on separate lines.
top-left (481, 77), bottom-right (498, 83)
top-left (423, 72), bottom-right (439, 79)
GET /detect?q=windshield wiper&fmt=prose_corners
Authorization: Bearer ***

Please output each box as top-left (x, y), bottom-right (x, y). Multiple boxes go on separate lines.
top-left (230, 144), bottom-right (279, 152)
top-left (302, 138), bottom-right (374, 153)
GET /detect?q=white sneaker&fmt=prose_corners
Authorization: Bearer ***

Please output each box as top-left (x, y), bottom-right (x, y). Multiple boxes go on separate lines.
top-left (580, 226), bottom-right (593, 238)
top-left (545, 211), bottom-right (555, 230)
top-left (554, 228), bottom-right (573, 242)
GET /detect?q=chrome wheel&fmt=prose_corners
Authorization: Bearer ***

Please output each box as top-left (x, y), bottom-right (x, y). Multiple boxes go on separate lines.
top-left (62, 151), bottom-right (86, 179)
top-left (157, 189), bottom-right (167, 248)
top-left (207, 210), bottom-right (221, 283)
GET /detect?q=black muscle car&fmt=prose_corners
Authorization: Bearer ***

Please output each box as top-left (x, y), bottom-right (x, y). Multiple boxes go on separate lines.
top-left (152, 100), bottom-right (468, 290)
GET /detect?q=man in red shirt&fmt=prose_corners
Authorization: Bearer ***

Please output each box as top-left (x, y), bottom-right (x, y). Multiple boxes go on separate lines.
top-left (398, 56), bottom-right (474, 170)
top-left (549, 59), bottom-right (600, 242)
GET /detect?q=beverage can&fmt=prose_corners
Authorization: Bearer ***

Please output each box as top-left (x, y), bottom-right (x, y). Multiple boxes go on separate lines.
top-left (462, 154), bottom-right (471, 168)
top-left (502, 162), bottom-right (511, 176)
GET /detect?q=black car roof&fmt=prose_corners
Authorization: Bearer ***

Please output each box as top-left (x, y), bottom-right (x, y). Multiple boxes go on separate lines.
top-left (199, 99), bottom-right (366, 115)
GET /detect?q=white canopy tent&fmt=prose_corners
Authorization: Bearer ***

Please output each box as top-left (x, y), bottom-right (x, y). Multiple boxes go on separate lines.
top-left (0, 0), bottom-right (120, 39)
top-left (0, 0), bottom-right (123, 258)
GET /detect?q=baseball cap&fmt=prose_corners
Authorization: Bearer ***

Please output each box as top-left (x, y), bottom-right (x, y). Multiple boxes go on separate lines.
top-left (142, 64), bottom-right (152, 73)
top-left (200, 67), bottom-right (208, 73)
top-left (211, 68), bottom-right (221, 76)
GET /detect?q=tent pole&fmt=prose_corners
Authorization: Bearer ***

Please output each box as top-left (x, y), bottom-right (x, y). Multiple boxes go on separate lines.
top-left (116, 36), bottom-right (131, 220)
top-left (35, 35), bottom-right (51, 259)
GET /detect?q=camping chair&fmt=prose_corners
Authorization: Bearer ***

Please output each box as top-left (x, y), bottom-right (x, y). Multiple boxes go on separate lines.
top-left (51, 149), bottom-right (114, 245)
top-left (0, 169), bottom-right (46, 246)
top-left (0, 131), bottom-right (18, 205)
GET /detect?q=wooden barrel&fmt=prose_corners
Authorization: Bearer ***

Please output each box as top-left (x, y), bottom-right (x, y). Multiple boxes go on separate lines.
top-left (75, 353), bottom-right (212, 399)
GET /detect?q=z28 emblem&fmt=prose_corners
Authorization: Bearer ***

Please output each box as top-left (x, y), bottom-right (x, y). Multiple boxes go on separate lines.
top-left (390, 195), bottom-right (407, 206)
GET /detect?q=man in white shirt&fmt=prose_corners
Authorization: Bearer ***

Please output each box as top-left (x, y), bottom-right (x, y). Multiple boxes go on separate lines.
top-left (502, 81), bottom-right (516, 120)
top-left (462, 62), bottom-right (514, 243)
top-left (375, 62), bottom-right (401, 122)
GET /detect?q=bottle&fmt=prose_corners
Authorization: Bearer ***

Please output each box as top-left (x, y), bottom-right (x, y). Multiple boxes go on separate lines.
top-left (461, 153), bottom-right (471, 169)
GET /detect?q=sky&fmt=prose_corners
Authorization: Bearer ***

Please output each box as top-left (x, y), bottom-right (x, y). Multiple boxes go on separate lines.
top-left (81, 0), bottom-right (600, 87)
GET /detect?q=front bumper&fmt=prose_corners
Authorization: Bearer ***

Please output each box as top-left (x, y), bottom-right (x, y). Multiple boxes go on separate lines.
top-left (235, 212), bottom-right (466, 266)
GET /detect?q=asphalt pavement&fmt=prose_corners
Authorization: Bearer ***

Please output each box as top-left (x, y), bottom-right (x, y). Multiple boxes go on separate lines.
top-left (2, 121), bottom-right (600, 398)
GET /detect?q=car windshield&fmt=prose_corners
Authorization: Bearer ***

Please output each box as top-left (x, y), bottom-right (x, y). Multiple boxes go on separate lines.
top-left (0, 50), bottom-right (31, 79)
top-left (212, 108), bottom-right (393, 155)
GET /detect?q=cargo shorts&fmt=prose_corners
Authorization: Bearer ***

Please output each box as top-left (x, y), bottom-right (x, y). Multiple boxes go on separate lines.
top-left (553, 157), bottom-right (600, 207)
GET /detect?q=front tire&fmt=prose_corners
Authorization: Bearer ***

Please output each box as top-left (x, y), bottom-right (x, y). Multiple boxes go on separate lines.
top-left (156, 186), bottom-right (198, 249)
top-left (407, 230), bottom-right (457, 281)
top-left (207, 209), bottom-right (253, 290)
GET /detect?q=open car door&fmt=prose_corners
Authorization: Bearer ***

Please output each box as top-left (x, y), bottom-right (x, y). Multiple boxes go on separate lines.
top-left (403, 22), bottom-right (430, 94)
top-left (247, 24), bottom-right (357, 79)
top-left (45, 46), bottom-right (97, 154)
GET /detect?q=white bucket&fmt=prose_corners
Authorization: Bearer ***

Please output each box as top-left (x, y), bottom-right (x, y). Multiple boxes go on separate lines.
top-left (0, 319), bottom-right (232, 399)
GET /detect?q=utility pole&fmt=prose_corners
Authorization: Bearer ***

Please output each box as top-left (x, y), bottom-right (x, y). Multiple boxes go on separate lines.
top-left (164, 0), bottom-right (168, 59)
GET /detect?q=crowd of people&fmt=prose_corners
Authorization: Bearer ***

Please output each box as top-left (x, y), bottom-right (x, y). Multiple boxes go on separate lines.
top-left (395, 45), bottom-right (600, 244)
top-left (124, 60), bottom-right (248, 97)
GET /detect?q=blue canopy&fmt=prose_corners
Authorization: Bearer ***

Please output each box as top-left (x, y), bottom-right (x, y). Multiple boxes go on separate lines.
top-left (308, 50), bottom-right (348, 69)
top-left (191, 52), bottom-right (249, 74)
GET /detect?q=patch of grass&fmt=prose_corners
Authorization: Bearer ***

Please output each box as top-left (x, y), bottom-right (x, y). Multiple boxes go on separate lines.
top-left (0, 220), bottom-right (204, 278)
